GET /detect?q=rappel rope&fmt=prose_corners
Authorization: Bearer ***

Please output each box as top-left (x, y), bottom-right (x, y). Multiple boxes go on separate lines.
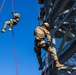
top-left (0, 0), bottom-right (19, 75)
top-left (37, 0), bottom-right (42, 26)
top-left (0, 0), bottom-right (6, 12)
top-left (12, 29), bottom-right (19, 75)
top-left (37, 0), bottom-right (44, 26)
top-left (12, 0), bottom-right (19, 75)
top-left (43, 53), bottom-right (49, 75)
top-left (12, 0), bottom-right (14, 12)
top-left (0, 0), bottom-right (14, 12)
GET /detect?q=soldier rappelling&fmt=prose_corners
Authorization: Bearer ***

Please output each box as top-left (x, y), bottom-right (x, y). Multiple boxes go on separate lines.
top-left (1, 12), bottom-right (20, 32)
top-left (34, 22), bottom-right (64, 70)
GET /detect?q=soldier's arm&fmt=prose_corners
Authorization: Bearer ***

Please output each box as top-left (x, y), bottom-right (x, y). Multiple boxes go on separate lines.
top-left (43, 28), bottom-right (51, 44)
top-left (12, 12), bottom-right (15, 16)
top-left (46, 31), bottom-right (51, 45)
top-left (12, 12), bottom-right (15, 18)
top-left (47, 32), bottom-right (51, 42)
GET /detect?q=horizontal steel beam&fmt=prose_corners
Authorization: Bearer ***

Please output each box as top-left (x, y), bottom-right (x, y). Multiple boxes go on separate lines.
top-left (58, 66), bottom-right (76, 70)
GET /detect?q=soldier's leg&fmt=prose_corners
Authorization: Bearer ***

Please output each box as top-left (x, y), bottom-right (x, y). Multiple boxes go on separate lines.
top-left (9, 19), bottom-right (13, 31)
top-left (1, 21), bottom-right (10, 32)
top-left (46, 47), bottom-right (64, 67)
top-left (34, 46), bottom-right (43, 70)
top-left (39, 40), bottom-right (64, 67)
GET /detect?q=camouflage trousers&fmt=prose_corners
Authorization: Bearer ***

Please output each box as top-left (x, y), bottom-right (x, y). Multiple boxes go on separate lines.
top-left (34, 39), bottom-right (58, 64)
top-left (2, 19), bottom-right (17, 29)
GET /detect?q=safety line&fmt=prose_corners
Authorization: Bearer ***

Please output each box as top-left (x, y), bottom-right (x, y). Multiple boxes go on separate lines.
top-left (12, 29), bottom-right (19, 75)
top-left (37, 0), bottom-right (41, 25)
top-left (37, 0), bottom-right (40, 18)
top-left (12, 0), bottom-right (14, 12)
top-left (0, 0), bottom-right (6, 12)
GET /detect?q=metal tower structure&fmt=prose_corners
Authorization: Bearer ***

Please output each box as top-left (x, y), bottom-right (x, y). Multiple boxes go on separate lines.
top-left (37, 0), bottom-right (76, 75)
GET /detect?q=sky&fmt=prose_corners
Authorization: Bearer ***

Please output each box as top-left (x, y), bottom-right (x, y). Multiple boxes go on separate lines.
top-left (0, 0), bottom-right (75, 75)
top-left (0, 0), bottom-right (43, 75)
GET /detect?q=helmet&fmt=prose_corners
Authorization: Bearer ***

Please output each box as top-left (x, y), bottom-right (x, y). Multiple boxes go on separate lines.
top-left (43, 22), bottom-right (50, 28)
top-left (14, 13), bottom-right (20, 18)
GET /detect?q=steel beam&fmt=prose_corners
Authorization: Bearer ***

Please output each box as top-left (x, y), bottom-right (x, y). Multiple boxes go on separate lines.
top-left (72, 70), bottom-right (76, 75)
top-left (49, 0), bottom-right (70, 25)
top-left (57, 27), bottom-right (70, 56)
top-left (53, 15), bottom-right (76, 25)
top-left (60, 37), bottom-right (76, 55)
top-left (46, 0), bottom-right (59, 21)
top-left (51, 2), bottom-right (76, 34)
top-left (58, 66), bottom-right (76, 70)
top-left (57, 70), bottom-right (72, 75)
top-left (59, 38), bottom-right (76, 63)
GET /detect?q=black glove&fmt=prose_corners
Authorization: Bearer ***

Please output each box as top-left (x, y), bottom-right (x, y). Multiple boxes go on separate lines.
top-left (12, 12), bottom-right (14, 14)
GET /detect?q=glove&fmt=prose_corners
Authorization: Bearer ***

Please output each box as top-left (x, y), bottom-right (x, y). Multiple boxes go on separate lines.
top-left (12, 12), bottom-right (14, 14)
top-left (47, 41), bottom-right (51, 46)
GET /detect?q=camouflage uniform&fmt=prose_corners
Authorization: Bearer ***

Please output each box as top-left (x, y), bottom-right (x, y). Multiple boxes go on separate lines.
top-left (1, 12), bottom-right (20, 32)
top-left (34, 26), bottom-right (59, 70)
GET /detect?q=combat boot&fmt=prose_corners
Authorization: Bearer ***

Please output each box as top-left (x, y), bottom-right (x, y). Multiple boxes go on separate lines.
top-left (55, 60), bottom-right (64, 67)
top-left (38, 62), bottom-right (43, 70)
top-left (47, 47), bottom-right (64, 67)
top-left (9, 27), bottom-right (12, 31)
top-left (1, 29), bottom-right (5, 32)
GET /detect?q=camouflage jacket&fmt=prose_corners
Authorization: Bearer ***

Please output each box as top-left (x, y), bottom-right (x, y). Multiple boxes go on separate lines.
top-left (34, 26), bottom-right (51, 42)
